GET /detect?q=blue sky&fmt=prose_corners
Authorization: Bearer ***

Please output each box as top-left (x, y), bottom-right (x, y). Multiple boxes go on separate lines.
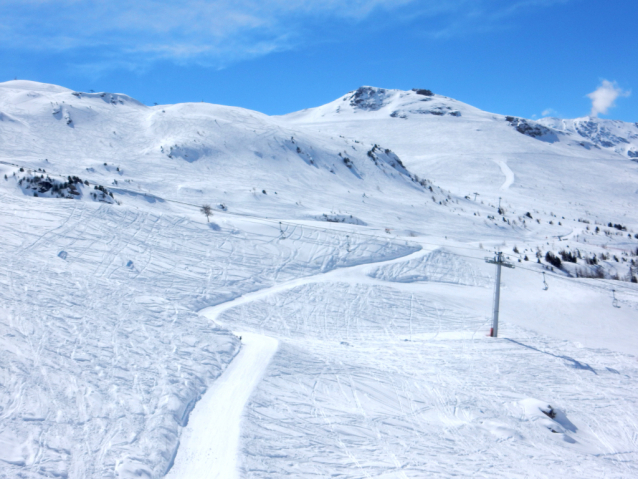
top-left (1, 0), bottom-right (636, 121)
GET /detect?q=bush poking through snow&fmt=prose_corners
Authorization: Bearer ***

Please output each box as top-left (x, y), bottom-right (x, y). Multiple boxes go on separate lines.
top-left (200, 204), bottom-right (213, 222)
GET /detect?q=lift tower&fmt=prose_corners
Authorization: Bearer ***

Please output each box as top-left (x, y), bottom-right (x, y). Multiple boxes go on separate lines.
top-left (485, 252), bottom-right (515, 337)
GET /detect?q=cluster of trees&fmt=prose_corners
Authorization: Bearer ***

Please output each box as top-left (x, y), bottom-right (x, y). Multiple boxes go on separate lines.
top-left (545, 252), bottom-right (562, 268)
top-left (608, 222), bottom-right (627, 231)
top-left (93, 184), bottom-right (114, 199)
top-left (14, 169), bottom-right (117, 203)
top-left (538, 247), bottom-right (638, 282)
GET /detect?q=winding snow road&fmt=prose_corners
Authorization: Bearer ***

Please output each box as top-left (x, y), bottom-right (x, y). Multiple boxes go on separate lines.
top-left (165, 247), bottom-right (427, 478)
top-left (165, 332), bottom-right (278, 479)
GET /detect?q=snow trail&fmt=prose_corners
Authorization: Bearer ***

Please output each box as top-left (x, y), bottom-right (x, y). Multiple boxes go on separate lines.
top-left (199, 245), bottom-right (428, 327)
top-left (166, 246), bottom-right (426, 478)
top-left (165, 332), bottom-right (278, 479)
top-left (495, 159), bottom-right (514, 190)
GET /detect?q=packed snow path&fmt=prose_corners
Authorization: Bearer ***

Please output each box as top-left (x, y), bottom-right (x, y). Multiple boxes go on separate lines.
top-left (165, 247), bottom-right (429, 478)
top-left (164, 239), bottom-right (638, 478)
top-left (196, 248), bottom-right (638, 478)
top-left (165, 332), bottom-right (278, 479)
top-left (495, 159), bottom-right (514, 190)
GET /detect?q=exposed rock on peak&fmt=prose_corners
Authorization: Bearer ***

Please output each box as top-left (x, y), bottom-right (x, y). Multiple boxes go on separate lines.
top-left (349, 86), bottom-right (391, 111)
top-left (506, 116), bottom-right (556, 141)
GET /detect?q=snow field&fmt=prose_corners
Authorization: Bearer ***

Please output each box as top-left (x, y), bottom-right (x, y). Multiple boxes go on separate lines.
top-left (0, 191), bottom-right (415, 478)
top-left (240, 330), bottom-right (637, 478)
top-left (280, 87), bottom-right (638, 235)
top-left (1, 80), bottom-right (637, 478)
top-left (213, 251), bottom-right (638, 478)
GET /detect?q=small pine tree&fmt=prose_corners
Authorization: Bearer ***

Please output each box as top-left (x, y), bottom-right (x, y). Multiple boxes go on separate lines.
top-left (200, 204), bottom-right (213, 222)
top-left (545, 251), bottom-right (562, 268)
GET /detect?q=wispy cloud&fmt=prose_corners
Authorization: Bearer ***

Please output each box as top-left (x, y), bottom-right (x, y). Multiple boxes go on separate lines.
top-left (422, 0), bottom-right (571, 39)
top-left (586, 80), bottom-right (631, 117)
top-left (0, 0), bottom-right (573, 72)
top-left (542, 108), bottom-right (558, 117)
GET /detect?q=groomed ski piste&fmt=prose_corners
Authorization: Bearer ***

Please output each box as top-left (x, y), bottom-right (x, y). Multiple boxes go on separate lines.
top-left (1, 80), bottom-right (637, 478)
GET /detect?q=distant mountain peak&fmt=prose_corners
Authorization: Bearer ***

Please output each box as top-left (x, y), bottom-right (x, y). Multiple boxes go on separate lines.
top-left (348, 86), bottom-right (393, 111)
top-left (346, 86), bottom-right (437, 112)
top-left (538, 116), bottom-right (638, 156)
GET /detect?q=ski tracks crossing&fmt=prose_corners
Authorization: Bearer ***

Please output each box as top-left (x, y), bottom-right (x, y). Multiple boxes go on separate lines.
top-left (166, 244), bottom-right (426, 478)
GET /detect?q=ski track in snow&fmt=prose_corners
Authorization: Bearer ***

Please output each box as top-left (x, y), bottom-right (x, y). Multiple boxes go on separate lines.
top-left (167, 247), bottom-right (429, 478)
top-left (221, 279), bottom-right (638, 478)
top-left (170, 241), bottom-right (638, 478)
top-left (0, 192), bottom-right (419, 479)
top-left (164, 332), bottom-right (278, 479)
top-left (495, 159), bottom-right (514, 190)
top-left (1, 188), bottom-right (638, 478)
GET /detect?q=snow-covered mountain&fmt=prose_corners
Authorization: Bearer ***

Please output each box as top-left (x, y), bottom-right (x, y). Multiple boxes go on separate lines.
top-left (0, 80), bottom-right (494, 234)
top-left (538, 115), bottom-right (638, 157)
top-left (281, 86), bottom-right (638, 226)
top-left (284, 85), bottom-right (638, 159)
top-left (1, 80), bottom-right (637, 479)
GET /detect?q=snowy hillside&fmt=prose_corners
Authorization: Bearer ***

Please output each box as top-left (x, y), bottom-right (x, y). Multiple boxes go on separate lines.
top-left (1, 80), bottom-right (637, 478)
top-left (538, 115), bottom-right (638, 157)
top-left (281, 86), bottom-right (638, 226)
top-left (0, 80), bottom-right (451, 228)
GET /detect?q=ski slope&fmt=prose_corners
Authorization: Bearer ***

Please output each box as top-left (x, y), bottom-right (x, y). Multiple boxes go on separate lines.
top-left (165, 332), bottom-right (278, 479)
top-left (0, 80), bottom-right (637, 478)
top-left (167, 240), bottom-right (637, 478)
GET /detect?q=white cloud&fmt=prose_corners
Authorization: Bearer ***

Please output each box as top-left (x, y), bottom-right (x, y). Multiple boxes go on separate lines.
top-left (0, 0), bottom-right (412, 51)
top-left (586, 80), bottom-right (630, 117)
top-left (541, 108), bottom-right (557, 117)
top-left (0, 0), bottom-right (574, 70)
top-left (423, 0), bottom-right (570, 39)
